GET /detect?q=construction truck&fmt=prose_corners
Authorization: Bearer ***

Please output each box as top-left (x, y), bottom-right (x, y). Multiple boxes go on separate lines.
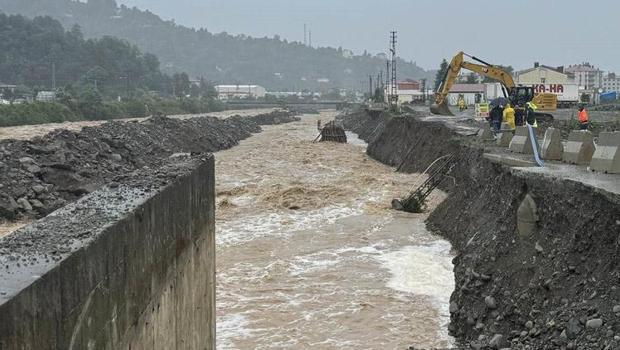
top-left (431, 51), bottom-right (556, 122)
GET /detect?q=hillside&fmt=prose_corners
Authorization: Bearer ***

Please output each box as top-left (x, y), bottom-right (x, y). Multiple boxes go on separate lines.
top-left (0, 13), bottom-right (224, 127)
top-left (0, 0), bottom-right (434, 90)
top-left (0, 12), bottom-right (167, 95)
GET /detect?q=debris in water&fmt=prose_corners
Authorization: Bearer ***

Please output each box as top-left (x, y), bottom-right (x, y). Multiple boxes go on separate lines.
top-left (393, 155), bottom-right (455, 213)
top-left (316, 120), bottom-right (347, 143)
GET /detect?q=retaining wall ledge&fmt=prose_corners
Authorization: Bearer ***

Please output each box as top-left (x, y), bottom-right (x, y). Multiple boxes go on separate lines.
top-left (0, 155), bottom-right (216, 350)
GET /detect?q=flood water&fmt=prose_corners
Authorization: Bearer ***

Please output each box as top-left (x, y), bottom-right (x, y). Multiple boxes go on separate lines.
top-left (215, 110), bottom-right (455, 349)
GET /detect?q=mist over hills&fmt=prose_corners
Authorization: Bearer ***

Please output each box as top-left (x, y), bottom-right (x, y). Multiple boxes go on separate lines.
top-left (0, 0), bottom-right (434, 90)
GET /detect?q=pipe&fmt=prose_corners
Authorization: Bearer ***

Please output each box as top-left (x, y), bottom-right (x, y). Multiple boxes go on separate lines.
top-left (527, 124), bottom-right (545, 167)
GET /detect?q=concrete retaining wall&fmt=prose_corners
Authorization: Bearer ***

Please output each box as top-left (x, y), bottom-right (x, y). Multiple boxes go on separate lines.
top-left (0, 156), bottom-right (215, 350)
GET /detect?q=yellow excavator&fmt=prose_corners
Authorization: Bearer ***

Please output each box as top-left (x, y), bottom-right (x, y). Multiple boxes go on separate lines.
top-left (430, 51), bottom-right (556, 121)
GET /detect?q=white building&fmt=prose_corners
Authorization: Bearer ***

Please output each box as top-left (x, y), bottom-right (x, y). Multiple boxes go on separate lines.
top-left (392, 80), bottom-right (423, 104)
top-left (515, 64), bottom-right (572, 85)
top-left (603, 73), bottom-right (620, 93)
top-left (35, 91), bottom-right (56, 102)
top-left (215, 85), bottom-right (266, 100)
top-left (565, 63), bottom-right (603, 89)
top-left (448, 84), bottom-right (487, 105)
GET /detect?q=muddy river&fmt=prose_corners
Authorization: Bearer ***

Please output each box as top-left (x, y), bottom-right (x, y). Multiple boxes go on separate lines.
top-left (215, 110), bottom-right (455, 349)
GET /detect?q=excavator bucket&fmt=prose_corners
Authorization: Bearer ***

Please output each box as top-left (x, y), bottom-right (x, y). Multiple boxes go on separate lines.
top-left (430, 101), bottom-right (454, 116)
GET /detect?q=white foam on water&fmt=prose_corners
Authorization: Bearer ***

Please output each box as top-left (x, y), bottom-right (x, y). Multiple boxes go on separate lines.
top-left (376, 240), bottom-right (455, 345)
top-left (334, 244), bottom-right (383, 255)
top-left (288, 253), bottom-right (342, 277)
top-left (345, 131), bottom-right (368, 149)
top-left (217, 313), bottom-right (254, 350)
top-left (217, 205), bottom-right (362, 246)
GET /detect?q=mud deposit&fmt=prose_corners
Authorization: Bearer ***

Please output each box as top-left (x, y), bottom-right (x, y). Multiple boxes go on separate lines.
top-left (215, 111), bottom-right (455, 349)
top-left (0, 111), bottom-right (297, 223)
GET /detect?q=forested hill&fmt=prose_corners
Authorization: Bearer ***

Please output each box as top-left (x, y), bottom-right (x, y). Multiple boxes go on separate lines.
top-left (0, 0), bottom-right (434, 90)
top-left (0, 13), bottom-right (169, 94)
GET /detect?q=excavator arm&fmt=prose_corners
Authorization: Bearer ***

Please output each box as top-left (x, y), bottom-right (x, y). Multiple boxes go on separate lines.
top-left (431, 51), bottom-right (516, 115)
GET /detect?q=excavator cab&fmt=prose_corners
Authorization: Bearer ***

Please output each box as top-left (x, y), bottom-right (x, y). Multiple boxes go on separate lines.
top-left (510, 86), bottom-right (535, 107)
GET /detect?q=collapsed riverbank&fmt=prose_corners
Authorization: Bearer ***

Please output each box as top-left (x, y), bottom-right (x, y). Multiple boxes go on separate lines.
top-left (0, 111), bottom-right (298, 222)
top-left (340, 109), bottom-right (620, 349)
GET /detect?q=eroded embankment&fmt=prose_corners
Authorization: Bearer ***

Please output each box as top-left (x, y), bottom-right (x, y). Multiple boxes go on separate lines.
top-left (340, 110), bottom-right (620, 349)
top-left (0, 111), bottom-right (298, 222)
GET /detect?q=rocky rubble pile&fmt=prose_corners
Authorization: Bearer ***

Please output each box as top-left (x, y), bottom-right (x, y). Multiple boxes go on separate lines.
top-left (0, 111), bottom-right (298, 221)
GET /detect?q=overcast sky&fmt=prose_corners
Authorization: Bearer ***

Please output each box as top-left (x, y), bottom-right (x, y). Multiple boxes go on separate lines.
top-left (116, 0), bottom-right (620, 72)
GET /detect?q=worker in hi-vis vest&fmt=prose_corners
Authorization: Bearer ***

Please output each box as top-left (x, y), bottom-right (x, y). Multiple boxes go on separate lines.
top-left (525, 101), bottom-right (538, 127)
top-left (577, 106), bottom-right (589, 130)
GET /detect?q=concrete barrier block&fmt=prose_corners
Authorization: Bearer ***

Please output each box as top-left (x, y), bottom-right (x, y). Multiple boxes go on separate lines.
top-left (590, 131), bottom-right (620, 173)
top-left (478, 121), bottom-right (494, 141)
top-left (562, 130), bottom-right (595, 165)
top-left (540, 128), bottom-right (563, 160)
top-left (500, 122), bottom-right (512, 131)
top-left (509, 126), bottom-right (533, 154)
top-left (496, 131), bottom-right (513, 147)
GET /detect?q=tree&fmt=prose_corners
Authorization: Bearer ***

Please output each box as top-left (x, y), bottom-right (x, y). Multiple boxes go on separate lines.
top-left (78, 88), bottom-right (104, 119)
top-left (69, 24), bottom-right (84, 41)
top-left (172, 73), bottom-right (190, 98)
top-left (81, 66), bottom-right (110, 90)
top-left (200, 78), bottom-right (217, 99)
top-left (434, 59), bottom-right (449, 92)
top-left (466, 73), bottom-right (478, 84)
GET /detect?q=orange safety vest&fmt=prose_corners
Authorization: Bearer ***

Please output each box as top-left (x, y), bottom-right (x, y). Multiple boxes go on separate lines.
top-left (578, 110), bottom-right (589, 123)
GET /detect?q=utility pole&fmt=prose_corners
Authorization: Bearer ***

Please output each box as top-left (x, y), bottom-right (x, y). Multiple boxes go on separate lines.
top-left (51, 62), bottom-right (56, 90)
top-left (390, 31), bottom-right (398, 108)
top-left (304, 23), bottom-right (307, 46)
top-left (309, 30), bottom-right (312, 48)
top-left (369, 75), bottom-right (373, 98)
top-left (386, 60), bottom-right (390, 102)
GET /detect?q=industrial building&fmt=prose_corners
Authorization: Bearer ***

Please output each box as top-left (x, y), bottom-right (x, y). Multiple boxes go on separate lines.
top-left (215, 85), bottom-right (266, 100)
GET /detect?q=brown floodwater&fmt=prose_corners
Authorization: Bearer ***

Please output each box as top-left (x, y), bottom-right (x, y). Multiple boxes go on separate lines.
top-left (215, 111), bottom-right (455, 349)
